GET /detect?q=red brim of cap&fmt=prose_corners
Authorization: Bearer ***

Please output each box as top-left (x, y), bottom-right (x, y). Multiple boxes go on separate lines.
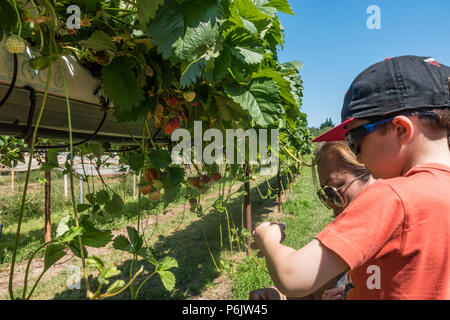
top-left (312, 117), bottom-right (355, 142)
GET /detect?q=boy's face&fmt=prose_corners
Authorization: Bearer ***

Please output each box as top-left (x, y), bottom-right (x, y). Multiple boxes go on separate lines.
top-left (346, 119), bottom-right (404, 179)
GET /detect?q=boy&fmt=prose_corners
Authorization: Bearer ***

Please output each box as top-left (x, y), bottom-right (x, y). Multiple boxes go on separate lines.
top-left (251, 55), bottom-right (450, 299)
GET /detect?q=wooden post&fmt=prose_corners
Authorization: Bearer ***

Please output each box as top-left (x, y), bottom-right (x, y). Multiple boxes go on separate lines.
top-left (277, 162), bottom-right (282, 214)
top-left (11, 170), bottom-right (14, 190)
top-left (244, 163), bottom-right (252, 255)
top-left (44, 152), bottom-right (52, 242)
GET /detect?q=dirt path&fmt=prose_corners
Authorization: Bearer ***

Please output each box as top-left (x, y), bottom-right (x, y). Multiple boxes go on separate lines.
top-left (0, 179), bottom-right (268, 299)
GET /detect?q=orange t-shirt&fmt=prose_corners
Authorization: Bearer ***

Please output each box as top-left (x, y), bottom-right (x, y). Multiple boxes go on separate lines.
top-left (315, 163), bottom-right (450, 299)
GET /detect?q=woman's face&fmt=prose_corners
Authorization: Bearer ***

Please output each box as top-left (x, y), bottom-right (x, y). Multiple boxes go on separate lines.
top-left (317, 157), bottom-right (371, 216)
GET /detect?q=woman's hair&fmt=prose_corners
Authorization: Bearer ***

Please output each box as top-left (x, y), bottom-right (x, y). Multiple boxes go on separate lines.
top-left (312, 141), bottom-right (371, 187)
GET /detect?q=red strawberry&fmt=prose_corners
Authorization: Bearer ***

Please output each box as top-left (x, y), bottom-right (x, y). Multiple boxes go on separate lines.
top-left (149, 190), bottom-right (161, 201)
top-left (164, 123), bottom-right (175, 135)
top-left (140, 184), bottom-right (152, 195)
top-left (189, 198), bottom-right (198, 210)
top-left (168, 118), bottom-right (181, 130)
top-left (191, 178), bottom-right (201, 188)
top-left (211, 173), bottom-right (221, 182)
top-left (201, 175), bottom-right (211, 184)
top-left (144, 169), bottom-right (160, 182)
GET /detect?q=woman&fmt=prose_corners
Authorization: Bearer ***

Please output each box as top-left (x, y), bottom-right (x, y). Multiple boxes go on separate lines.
top-left (249, 141), bottom-right (375, 300)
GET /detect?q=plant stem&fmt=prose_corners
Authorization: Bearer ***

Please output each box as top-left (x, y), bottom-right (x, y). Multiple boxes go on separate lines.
top-left (8, 48), bottom-right (54, 300)
top-left (59, 55), bottom-right (91, 297)
top-left (23, 240), bottom-right (58, 300)
top-left (133, 270), bottom-right (156, 299)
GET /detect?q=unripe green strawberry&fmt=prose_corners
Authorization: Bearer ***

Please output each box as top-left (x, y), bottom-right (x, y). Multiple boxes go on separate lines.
top-left (183, 91), bottom-right (196, 102)
top-left (5, 36), bottom-right (26, 54)
top-left (152, 179), bottom-right (163, 189)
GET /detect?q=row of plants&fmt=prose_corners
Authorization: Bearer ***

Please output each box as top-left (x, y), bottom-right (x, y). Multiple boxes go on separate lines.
top-left (0, 0), bottom-right (312, 300)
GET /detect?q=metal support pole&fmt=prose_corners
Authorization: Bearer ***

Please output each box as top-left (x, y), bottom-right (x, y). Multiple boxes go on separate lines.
top-left (64, 173), bottom-right (68, 199)
top-left (11, 171), bottom-right (14, 190)
top-left (79, 174), bottom-right (83, 204)
top-left (133, 173), bottom-right (137, 199)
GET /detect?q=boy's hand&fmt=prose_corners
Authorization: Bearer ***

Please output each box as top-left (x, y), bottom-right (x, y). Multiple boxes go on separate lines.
top-left (322, 286), bottom-right (345, 300)
top-left (250, 222), bottom-right (286, 257)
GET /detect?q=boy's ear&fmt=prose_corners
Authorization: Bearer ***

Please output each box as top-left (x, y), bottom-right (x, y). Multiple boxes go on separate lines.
top-left (391, 116), bottom-right (414, 146)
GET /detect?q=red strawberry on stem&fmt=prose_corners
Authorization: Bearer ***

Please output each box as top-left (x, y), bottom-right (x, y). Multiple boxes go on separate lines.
top-left (149, 190), bottom-right (161, 201)
top-left (211, 173), bottom-right (221, 182)
top-left (201, 175), bottom-right (211, 184)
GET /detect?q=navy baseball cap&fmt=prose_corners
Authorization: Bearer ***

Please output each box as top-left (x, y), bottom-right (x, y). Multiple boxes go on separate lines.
top-left (313, 55), bottom-right (450, 142)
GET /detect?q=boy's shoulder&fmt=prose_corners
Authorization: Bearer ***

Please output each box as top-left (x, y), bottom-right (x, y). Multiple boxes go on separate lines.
top-left (366, 162), bottom-right (450, 205)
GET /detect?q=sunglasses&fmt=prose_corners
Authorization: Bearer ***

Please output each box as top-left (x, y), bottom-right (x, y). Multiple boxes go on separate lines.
top-left (345, 112), bottom-right (437, 155)
top-left (317, 173), bottom-right (370, 209)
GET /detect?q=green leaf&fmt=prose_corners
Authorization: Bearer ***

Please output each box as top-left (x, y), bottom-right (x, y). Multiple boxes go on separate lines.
top-left (126, 153), bottom-right (145, 172)
top-left (167, 166), bottom-right (185, 185)
top-left (78, 215), bottom-right (113, 248)
top-left (59, 226), bottom-right (84, 243)
top-left (56, 216), bottom-right (71, 238)
top-left (224, 78), bottom-right (281, 126)
top-left (127, 227), bottom-right (143, 254)
top-left (79, 30), bottom-right (116, 52)
top-left (148, 0), bottom-right (219, 61)
top-left (77, 203), bottom-right (90, 213)
top-left (29, 56), bottom-right (50, 71)
top-left (214, 94), bottom-right (247, 122)
top-left (44, 244), bottom-right (66, 271)
top-left (180, 57), bottom-right (207, 88)
top-left (68, 241), bottom-right (88, 259)
top-left (157, 256), bottom-right (178, 271)
top-left (137, 247), bottom-right (157, 265)
top-left (157, 270), bottom-right (176, 291)
top-left (253, 69), bottom-right (296, 105)
top-left (0, 1), bottom-right (17, 40)
top-left (148, 149), bottom-right (171, 169)
top-left (173, 0), bottom-right (220, 61)
top-left (102, 265), bottom-right (120, 280)
top-left (230, 46), bottom-right (265, 65)
top-left (113, 235), bottom-right (131, 252)
top-left (147, 0), bottom-right (184, 60)
top-left (204, 47), bottom-right (231, 83)
top-left (268, 0), bottom-right (295, 15)
top-left (102, 56), bottom-right (144, 113)
top-left (104, 193), bottom-right (124, 215)
top-left (95, 190), bottom-right (110, 205)
top-left (136, 0), bottom-right (165, 25)
top-left (106, 280), bottom-right (125, 295)
top-left (87, 255), bottom-right (105, 273)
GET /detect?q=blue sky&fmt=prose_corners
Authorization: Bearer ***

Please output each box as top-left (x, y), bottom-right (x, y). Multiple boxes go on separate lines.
top-left (276, 0), bottom-right (450, 128)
